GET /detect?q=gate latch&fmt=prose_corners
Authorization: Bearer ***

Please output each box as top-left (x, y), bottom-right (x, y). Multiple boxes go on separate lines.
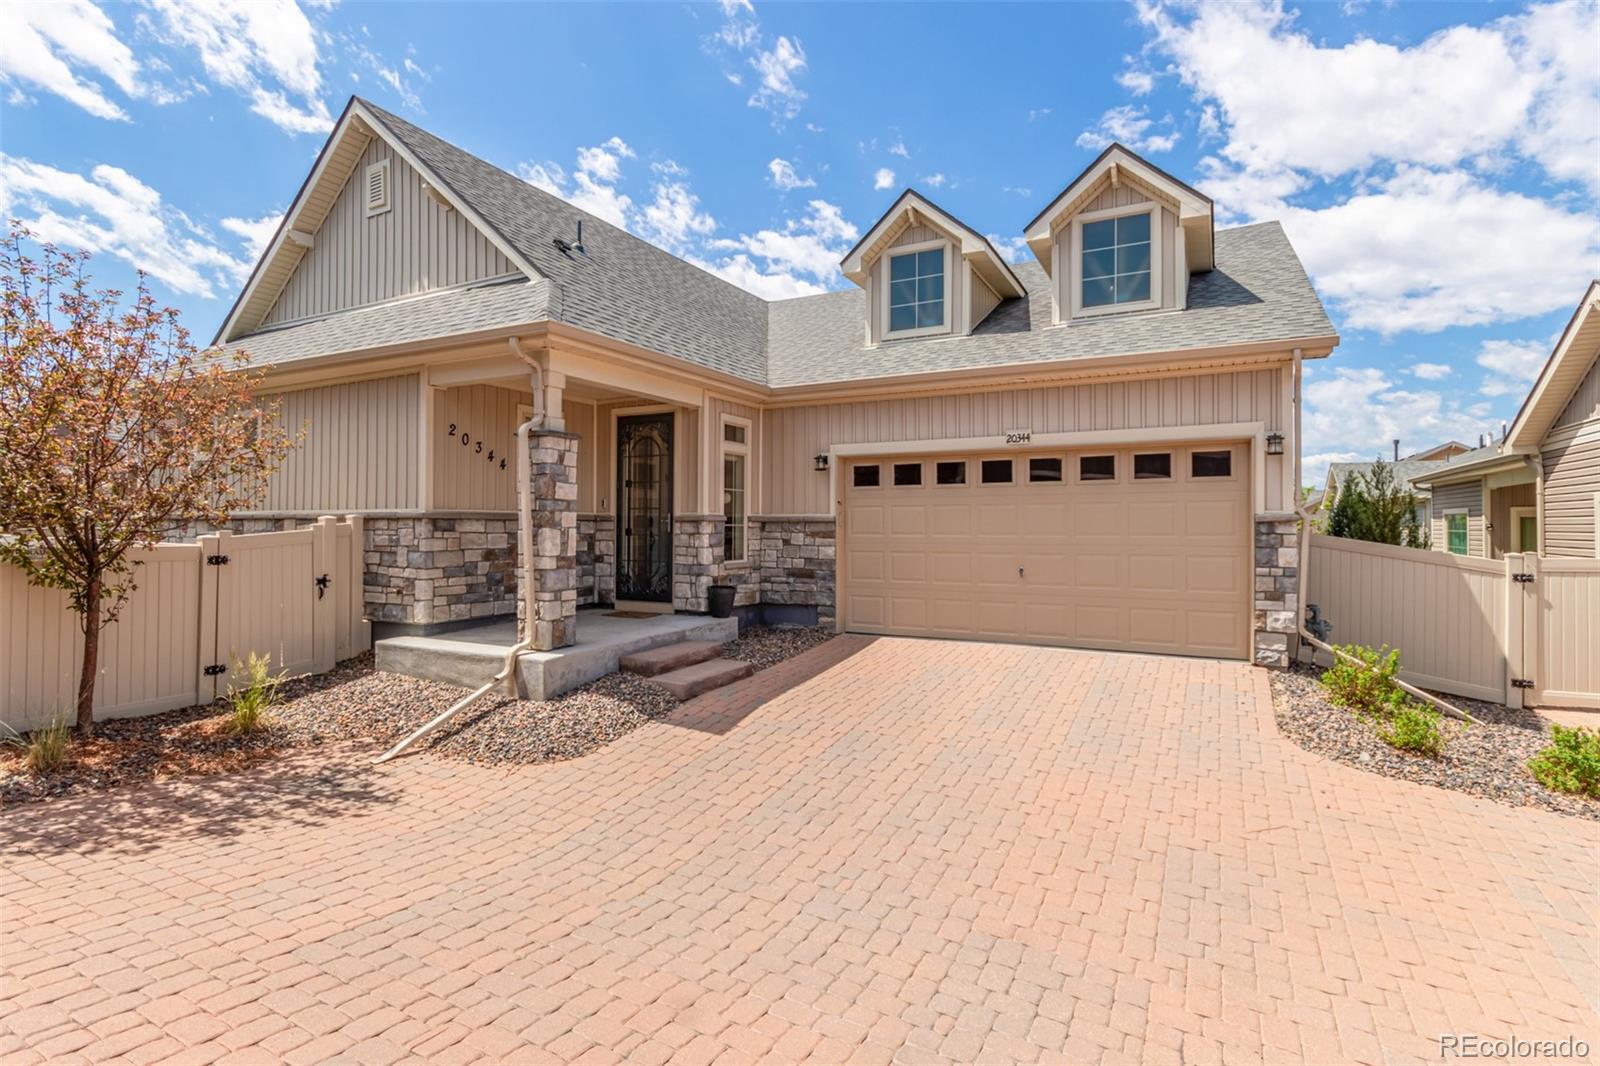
top-left (315, 573), bottom-right (330, 599)
top-left (1512, 572), bottom-right (1535, 583)
top-left (203, 664), bottom-right (227, 677)
top-left (206, 554), bottom-right (230, 566)
top-left (1511, 678), bottom-right (1535, 689)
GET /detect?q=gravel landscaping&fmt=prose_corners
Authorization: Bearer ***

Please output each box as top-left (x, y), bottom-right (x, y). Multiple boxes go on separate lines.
top-left (1, 625), bottom-right (833, 806)
top-left (1272, 662), bottom-right (1600, 821)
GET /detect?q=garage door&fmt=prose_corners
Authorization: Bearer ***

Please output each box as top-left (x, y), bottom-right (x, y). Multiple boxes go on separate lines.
top-left (842, 443), bottom-right (1251, 658)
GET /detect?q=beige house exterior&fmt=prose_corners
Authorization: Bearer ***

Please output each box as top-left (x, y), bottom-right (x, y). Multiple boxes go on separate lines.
top-left (213, 97), bottom-right (1338, 667)
top-left (1413, 282), bottom-right (1600, 562)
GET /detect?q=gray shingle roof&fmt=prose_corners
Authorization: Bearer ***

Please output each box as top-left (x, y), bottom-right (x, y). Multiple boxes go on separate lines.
top-left (227, 99), bottom-right (1335, 389)
top-left (1328, 460), bottom-right (1449, 499)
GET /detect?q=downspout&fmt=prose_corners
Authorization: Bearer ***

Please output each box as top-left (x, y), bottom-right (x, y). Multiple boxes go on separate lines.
top-left (373, 338), bottom-right (548, 764)
top-left (1289, 348), bottom-right (1478, 724)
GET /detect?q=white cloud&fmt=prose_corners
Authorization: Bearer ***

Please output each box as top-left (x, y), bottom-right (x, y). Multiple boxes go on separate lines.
top-left (148, 0), bottom-right (333, 134)
top-left (342, 37), bottom-right (429, 112)
top-left (1302, 365), bottom-right (1497, 479)
top-left (0, 153), bottom-right (249, 298)
top-left (920, 173), bottom-right (947, 189)
top-left (1268, 167), bottom-right (1600, 334)
top-left (1409, 362), bottom-right (1453, 381)
top-left (221, 212), bottom-right (283, 260)
top-left (703, 198), bottom-right (857, 298)
top-left (872, 167), bottom-right (895, 191)
top-left (712, 0), bottom-right (758, 50)
top-left (517, 137), bottom-right (637, 228)
top-left (888, 139), bottom-right (909, 159)
top-left (637, 171), bottom-right (715, 254)
top-left (1116, 67), bottom-right (1155, 96)
top-left (1003, 185), bottom-right (1032, 198)
top-left (768, 158), bottom-right (815, 191)
top-left (1476, 337), bottom-right (1549, 395)
top-left (986, 234), bottom-right (1030, 264)
top-left (1136, 0), bottom-right (1600, 191)
top-left (1076, 105), bottom-right (1180, 153)
top-left (1028, 107), bottom-right (1053, 122)
top-left (0, 0), bottom-right (140, 120)
top-left (1302, 450), bottom-right (1364, 488)
top-left (748, 35), bottom-right (807, 118)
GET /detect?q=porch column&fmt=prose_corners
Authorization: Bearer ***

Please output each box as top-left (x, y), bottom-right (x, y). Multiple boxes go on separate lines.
top-left (523, 429), bottom-right (580, 650)
top-left (1253, 513), bottom-right (1300, 668)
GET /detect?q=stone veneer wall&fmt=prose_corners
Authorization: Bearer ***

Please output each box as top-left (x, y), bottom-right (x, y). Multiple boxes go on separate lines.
top-left (1253, 515), bottom-right (1300, 668)
top-left (364, 515), bottom-right (517, 626)
top-left (519, 430), bottom-right (580, 650)
top-left (753, 517), bottom-right (836, 627)
top-left (577, 514), bottom-right (616, 607)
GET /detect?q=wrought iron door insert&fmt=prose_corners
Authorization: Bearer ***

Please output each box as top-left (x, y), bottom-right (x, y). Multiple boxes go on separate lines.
top-left (616, 413), bottom-right (674, 602)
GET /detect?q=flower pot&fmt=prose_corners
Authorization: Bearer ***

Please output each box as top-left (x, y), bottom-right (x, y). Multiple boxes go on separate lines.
top-left (707, 584), bottom-right (736, 618)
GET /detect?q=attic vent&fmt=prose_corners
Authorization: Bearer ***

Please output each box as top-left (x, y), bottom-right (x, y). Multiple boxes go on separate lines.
top-left (364, 160), bottom-right (391, 217)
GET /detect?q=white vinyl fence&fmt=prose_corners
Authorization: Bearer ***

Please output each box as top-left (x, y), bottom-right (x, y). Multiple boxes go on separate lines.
top-left (1307, 534), bottom-right (1600, 709)
top-left (1, 516), bottom-right (370, 731)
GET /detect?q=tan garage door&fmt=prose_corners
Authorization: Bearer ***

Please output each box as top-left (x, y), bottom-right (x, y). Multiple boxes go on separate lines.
top-left (842, 443), bottom-right (1251, 658)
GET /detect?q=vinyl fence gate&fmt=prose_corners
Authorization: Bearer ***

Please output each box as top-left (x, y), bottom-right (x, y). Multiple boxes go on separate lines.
top-left (1, 516), bottom-right (371, 731)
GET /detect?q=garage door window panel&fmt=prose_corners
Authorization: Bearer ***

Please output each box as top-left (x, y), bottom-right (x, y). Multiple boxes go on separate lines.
top-left (893, 462), bottom-right (923, 487)
top-left (1029, 457), bottom-right (1064, 483)
top-left (981, 459), bottom-right (1014, 484)
top-left (853, 464), bottom-right (881, 488)
top-left (935, 461), bottom-right (966, 486)
top-left (1078, 455), bottom-right (1116, 482)
top-left (1134, 453), bottom-right (1172, 480)
top-left (1191, 449), bottom-right (1234, 479)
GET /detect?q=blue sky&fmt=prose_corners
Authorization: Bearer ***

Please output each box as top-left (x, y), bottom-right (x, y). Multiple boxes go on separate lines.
top-left (3, 0), bottom-right (1597, 486)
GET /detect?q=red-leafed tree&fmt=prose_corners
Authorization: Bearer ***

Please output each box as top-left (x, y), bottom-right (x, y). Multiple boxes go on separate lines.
top-left (0, 227), bottom-right (293, 735)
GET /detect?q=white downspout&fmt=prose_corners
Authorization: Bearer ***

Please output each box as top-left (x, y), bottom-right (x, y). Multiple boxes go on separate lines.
top-left (1289, 347), bottom-right (1478, 724)
top-left (373, 337), bottom-right (548, 764)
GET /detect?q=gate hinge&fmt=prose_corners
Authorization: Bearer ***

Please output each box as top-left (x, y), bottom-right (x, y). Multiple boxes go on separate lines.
top-left (1512, 572), bottom-right (1535, 583)
top-left (203, 664), bottom-right (227, 677)
top-left (206, 554), bottom-right (230, 566)
top-left (1511, 678), bottom-right (1534, 689)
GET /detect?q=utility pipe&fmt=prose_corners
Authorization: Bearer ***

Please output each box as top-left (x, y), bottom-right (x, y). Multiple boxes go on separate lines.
top-left (373, 339), bottom-right (548, 764)
top-left (1287, 348), bottom-right (1479, 725)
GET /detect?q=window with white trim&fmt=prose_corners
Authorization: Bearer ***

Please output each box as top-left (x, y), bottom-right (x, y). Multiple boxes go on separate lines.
top-left (1081, 211), bottom-right (1150, 308)
top-left (1445, 511), bottom-right (1468, 556)
top-left (886, 244), bottom-right (946, 335)
top-left (720, 417), bottom-right (750, 562)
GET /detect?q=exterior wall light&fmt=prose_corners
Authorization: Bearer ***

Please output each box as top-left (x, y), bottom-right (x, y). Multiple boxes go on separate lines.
top-left (1265, 432), bottom-right (1285, 456)
top-left (814, 453), bottom-right (830, 471)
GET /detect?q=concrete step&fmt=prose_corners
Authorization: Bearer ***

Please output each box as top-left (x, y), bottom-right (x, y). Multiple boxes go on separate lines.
top-left (649, 657), bottom-right (753, 700)
top-left (620, 640), bottom-right (725, 677)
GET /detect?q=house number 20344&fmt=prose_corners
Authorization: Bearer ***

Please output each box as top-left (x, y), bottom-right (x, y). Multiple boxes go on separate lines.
top-left (1004, 430), bottom-right (1032, 446)
top-left (446, 423), bottom-right (508, 470)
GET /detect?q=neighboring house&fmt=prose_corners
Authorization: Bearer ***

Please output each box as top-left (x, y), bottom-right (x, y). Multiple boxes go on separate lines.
top-left (1412, 281), bottom-right (1600, 560)
top-left (212, 97), bottom-right (1338, 668)
top-left (1317, 450), bottom-right (1461, 536)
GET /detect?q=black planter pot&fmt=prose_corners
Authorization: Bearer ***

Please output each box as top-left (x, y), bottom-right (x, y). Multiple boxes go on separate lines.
top-left (707, 584), bottom-right (736, 618)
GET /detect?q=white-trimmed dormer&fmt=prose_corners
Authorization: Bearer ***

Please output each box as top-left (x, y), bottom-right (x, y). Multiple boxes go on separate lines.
top-left (1023, 144), bottom-right (1214, 326)
top-left (840, 190), bottom-right (1026, 347)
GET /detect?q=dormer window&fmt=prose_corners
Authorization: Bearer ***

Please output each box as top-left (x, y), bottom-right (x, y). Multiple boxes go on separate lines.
top-left (1081, 211), bottom-right (1150, 308)
top-left (886, 243), bottom-right (946, 337)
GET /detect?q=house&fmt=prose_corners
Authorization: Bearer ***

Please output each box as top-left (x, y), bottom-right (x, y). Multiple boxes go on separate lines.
top-left (211, 97), bottom-right (1338, 669)
top-left (1315, 443), bottom-right (1469, 538)
top-left (1411, 281), bottom-right (1600, 559)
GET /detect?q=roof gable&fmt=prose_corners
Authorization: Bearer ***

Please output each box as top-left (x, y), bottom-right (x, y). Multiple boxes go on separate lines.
top-left (216, 99), bottom-right (540, 344)
top-left (1506, 280), bottom-right (1600, 449)
top-left (1022, 143), bottom-right (1214, 276)
top-left (840, 189), bottom-right (1025, 300)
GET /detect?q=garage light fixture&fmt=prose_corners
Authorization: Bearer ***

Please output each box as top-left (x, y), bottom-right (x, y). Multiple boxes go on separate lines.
top-left (1266, 432), bottom-right (1284, 456)
top-left (814, 453), bottom-right (829, 471)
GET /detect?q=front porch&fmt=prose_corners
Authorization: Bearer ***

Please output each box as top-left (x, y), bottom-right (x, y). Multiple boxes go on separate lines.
top-left (374, 607), bottom-right (738, 701)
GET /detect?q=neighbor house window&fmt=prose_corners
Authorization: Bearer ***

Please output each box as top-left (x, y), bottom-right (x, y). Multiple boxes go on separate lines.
top-left (1081, 211), bottom-right (1151, 308)
top-left (888, 246), bottom-right (945, 333)
top-left (1446, 512), bottom-right (1468, 556)
top-left (721, 418), bottom-right (750, 562)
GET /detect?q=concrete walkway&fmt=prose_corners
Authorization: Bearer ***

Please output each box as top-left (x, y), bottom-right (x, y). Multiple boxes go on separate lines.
top-left (3, 637), bottom-right (1596, 1064)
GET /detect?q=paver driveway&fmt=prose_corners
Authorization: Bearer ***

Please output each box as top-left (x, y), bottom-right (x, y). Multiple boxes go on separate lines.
top-left (4, 637), bottom-right (1597, 1065)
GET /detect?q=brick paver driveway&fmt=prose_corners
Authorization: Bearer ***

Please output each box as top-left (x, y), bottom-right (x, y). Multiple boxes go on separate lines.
top-left (4, 637), bottom-right (1597, 1065)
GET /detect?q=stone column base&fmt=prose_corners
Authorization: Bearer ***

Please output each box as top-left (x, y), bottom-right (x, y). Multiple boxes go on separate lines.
top-left (1253, 515), bottom-right (1300, 668)
top-left (521, 431), bottom-right (580, 650)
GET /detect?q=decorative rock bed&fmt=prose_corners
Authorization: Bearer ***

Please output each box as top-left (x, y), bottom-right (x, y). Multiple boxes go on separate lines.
top-left (1272, 662), bottom-right (1600, 821)
top-left (1, 625), bottom-right (834, 806)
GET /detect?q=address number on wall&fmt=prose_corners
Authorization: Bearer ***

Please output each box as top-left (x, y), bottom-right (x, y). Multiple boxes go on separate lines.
top-left (446, 423), bottom-right (509, 470)
top-left (1004, 430), bottom-right (1032, 446)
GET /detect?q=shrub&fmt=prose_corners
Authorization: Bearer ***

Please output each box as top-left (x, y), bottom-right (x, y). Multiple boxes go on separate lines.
top-left (225, 652), bottom-right (284, 736)
top-left (1375, 701), bottom-right (1445, 757)
top-left (1320, 643), bottom-right (1403, 716)
top-left (1, 717), bottom-right (73, 774)
top-left (1528, 725), bottom-right (1600, 798)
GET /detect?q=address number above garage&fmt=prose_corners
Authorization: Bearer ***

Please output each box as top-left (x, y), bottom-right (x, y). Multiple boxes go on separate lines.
top-left (1004, 430), bottom-right (1033, 446)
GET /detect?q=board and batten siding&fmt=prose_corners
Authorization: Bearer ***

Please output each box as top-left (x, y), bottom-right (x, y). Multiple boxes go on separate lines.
top-left (1430, 480), bottom-right (1486, 558)
top-left (761, 368), bottom-right (1286, 515)
top-left (256, 374), bottom-right (420, 512)
top-left (262, 137), bottom-right (517, 326)
top-left (431, 390), bottom-right (598, 512)
top-left (706, 394), bottom-right (762, 516)
top-left (1542, 420), bottom-right (1600, 558)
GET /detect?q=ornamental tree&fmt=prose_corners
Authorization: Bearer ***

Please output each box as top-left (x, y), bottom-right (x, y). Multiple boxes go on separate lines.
top-left (1327, 459), bottom-right (1430, 550)
top-left (0, 228), bottom-right (293, 735)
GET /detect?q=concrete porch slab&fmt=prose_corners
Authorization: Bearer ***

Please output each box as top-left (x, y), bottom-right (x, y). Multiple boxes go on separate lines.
top-left (374, 610), bottom-right (739, 701)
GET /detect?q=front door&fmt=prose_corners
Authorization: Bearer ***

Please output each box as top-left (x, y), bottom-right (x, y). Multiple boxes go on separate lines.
top-left (616, 413), bottom-right (674, 602)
